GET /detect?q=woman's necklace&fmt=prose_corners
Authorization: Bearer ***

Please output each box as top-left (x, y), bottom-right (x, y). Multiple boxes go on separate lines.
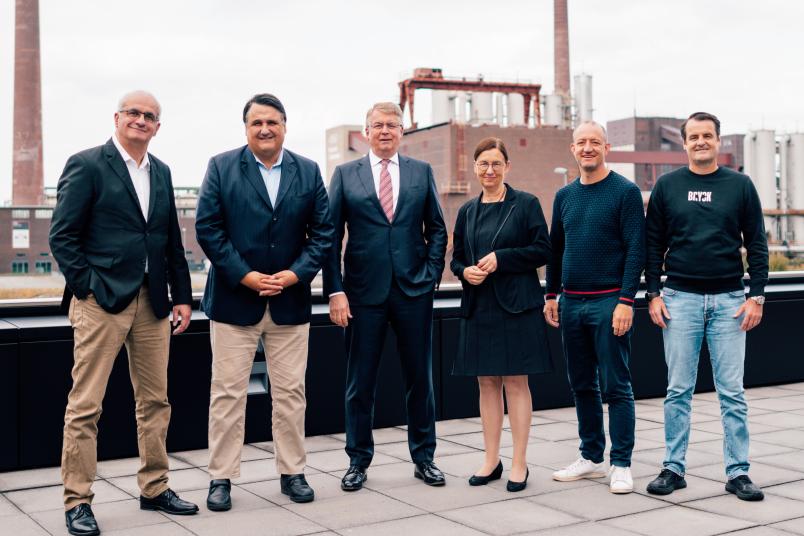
top-left (482, 187), bottom-right (505, 203)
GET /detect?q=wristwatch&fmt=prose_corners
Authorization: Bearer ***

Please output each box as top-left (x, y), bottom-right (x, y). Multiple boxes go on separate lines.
top-left (749, 295), bottom-right (765, 305)
top-left (645, 291), bottom-right (661, 302)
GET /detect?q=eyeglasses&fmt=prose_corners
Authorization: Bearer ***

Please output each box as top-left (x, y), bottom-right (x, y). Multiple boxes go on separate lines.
top-left (475, 161), bottom-right (506, 172)
top-left (370, 122), bottom-right (402, 131)
top-left (119, 108), bottom-right (159, 123)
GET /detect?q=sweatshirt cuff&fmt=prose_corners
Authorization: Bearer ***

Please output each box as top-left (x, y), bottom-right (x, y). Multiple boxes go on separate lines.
top-left (618, 296), bottom-right (635, 306)
top-left (544, 293), bottom-right (558, 300)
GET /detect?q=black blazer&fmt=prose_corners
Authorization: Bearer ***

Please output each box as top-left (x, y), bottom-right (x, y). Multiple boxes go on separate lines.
top-left (322, 155), bottom-right (447, 306)
top-left (49, 139), bottom-right (192, 317)
top-left (195, 146), bottom-right (333, 326)
top-left (450, 184), bottom-right (551, 317)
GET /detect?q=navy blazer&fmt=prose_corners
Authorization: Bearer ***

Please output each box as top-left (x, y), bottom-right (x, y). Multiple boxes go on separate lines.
top-left (450, 185), bottom-right (551, 317)
top-left (195, 146), bottom-right (333, 326)
top-left (49, 139), bottom-right (191, 316)
top-left (322, 154), bottom-right (447, 306)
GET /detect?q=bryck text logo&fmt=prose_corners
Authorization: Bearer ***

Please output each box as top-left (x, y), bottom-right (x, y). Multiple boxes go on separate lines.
top-left (688, 191), bottom-right (712, 202)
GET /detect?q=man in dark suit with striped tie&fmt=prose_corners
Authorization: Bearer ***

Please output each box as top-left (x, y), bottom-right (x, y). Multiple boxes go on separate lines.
top-left (323, 102), bottom-right (448, 491)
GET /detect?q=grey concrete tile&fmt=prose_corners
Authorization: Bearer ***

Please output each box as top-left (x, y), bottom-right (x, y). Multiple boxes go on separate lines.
top-left (238, 472), bottom-right (343, 506)
top-left (357, 462), bottom-right (421, 491)
top-left (103, 522), bottom-right (195, 535)
top-left (483, 464), bottom-right (600, 498)
top-left (687, 461), bottom-right (804, 487)
top-left (777, 383), bottom-right (804, 393)
top-left (770, 517), bottom-right (804, 534)
top-left (694, 439), bottom-right (796, 459)
top-left (440, 498), bottom-right (581, 535)
top-left (501, 441), bottom-right (583, 468)
top-left (230, 458), bottom-right (280, 484)
top-left (327, 426), bottom-right (409, 445)
top-left (764, 480), bottom-right (804, 502)
top-left (0, 467), bottom-right (63, 492)
top-left (694, 419), bottom-right (781, 436)
top-left (283, 488), bottom-right (423, 530)
top-left (692, 391), bottom-right (722, 402)
top-left (631, 447), bottom-right (667, 468)
top-left (600, 504), bottom-right (752, 536)
top-left (338, 513), bottom-right (486, 535)
top-left (0, 493), bottom-right (21, 516)
top-left (528, 483), bottom-right (668, 520)
top-left (381, 478), bottom-right (510, 512)
top-left (637, 426), bottom-right (722, 445)
top-left (752, 429), bottom-right (804, 449)
top-left (304, 435), bottom-right (346, 453)
top-left (171, 485), bottom-right (271, 514)
top-left (375, 439), bottom-right (476, 460)
top-left (632, 473), bottom-right (729, 504)
top-left (434, 451), bottom-right (497, 478)
top-left (446, 430), bottom-right (515, 450)
top-left (631, 437), bottom-right (668, 452)
top-left (534, 407), bottom-right (578, 422)
top-left (529, 422), bottom-right (581, 441)
top-left (723, 527), bottom-right (800, 536)
top-left (636, 408), bottom-right (721, 424)
top-left (754, 451), bottom-right (804, 473)
top-left (519, 521), bottom-right (642, 535)
top-left (249, 440), bottom-right (274, 453)
top-left (434, 418), bottom-right (485, 436)
top-left (171, 444), bottom-right (272, 469)
top-left (751, 397), bottom-right (804, 412)
top-left (177, 505), bottom-right (324, 535)
top-left (635, 398), bottom-right (666, 408)
top-left (305, 449), bottom-right (400, 473)
top-left (0, 513), bottom-right (49, 535)
top-left (31, 499), bottom-right (169, 534)
top-left (748, 411), bottom-right (804, 429)
top-left (747, 386), bottom-right (804, 400)
top-left (6, 480), bottom-right (129, 513)
top-left (634, 418), bottom-right (666, 431)
top-left (108, 467), bottom-right (211, 496)
top-left (530, 415), bottom-right (562, 426)
top-left (97, 457), bottom-right (142, 479)
top-left (684, 493), bottom-right (804, 524)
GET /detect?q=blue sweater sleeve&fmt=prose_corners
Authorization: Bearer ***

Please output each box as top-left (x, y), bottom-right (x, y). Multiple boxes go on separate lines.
top-left (618, 184), bottom-right (646, 304)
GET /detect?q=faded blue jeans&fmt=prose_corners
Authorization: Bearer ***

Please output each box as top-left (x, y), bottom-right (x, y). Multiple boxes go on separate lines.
top-left (661, 287), bottom-right (750, 479)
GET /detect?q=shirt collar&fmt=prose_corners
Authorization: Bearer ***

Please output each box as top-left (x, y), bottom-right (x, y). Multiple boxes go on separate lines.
top-left (369, 151), bottom-right (399, 167)
top-left (253, 148), bottom-right (284, 170)
top-left (112, 134), bottom-right (150, 170)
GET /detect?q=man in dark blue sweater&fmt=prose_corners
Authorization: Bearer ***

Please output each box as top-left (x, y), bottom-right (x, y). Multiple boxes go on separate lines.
top-left (545, 121), bottom-right (646, 494)
top-left (644, 112), bottom-right (768, 501)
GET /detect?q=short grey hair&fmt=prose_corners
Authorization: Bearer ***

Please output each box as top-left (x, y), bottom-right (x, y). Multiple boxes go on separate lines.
top-left (572, 120), bottom-right (607, 142)
top-left (117, 90), bottom-right (162, 119)
top-left (365, 102), bottom-right (403, 128)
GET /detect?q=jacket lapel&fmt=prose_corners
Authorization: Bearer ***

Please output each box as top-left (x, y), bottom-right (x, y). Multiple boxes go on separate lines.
top-left (490, 185), bottom-right (516, 248)
top-left (240, 148), bottom-right (273, 211)
top-left (273, 151), bottom-right (296, 211)
top-left (395, 156), bottom-right (411, 221)
top-left (356, 156), bottom-right (388, 222)
top-left (103, 139), bottom-right (145, 225)
top-left (146, 157), bottom-right (158, 223)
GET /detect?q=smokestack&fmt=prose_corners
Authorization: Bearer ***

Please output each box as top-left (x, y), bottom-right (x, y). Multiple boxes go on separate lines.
top-left (553, 0), bottom-right (570, 97)
top-left (13, 0), bottom-right (44, 206)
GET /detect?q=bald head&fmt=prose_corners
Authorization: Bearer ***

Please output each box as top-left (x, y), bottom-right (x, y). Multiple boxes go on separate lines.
top-left (118, 90), bottom-right (161, 119)
top-left (572, 120), bottom-right (607, 143)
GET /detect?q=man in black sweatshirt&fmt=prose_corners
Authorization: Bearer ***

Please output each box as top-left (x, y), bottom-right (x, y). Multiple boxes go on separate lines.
top-left (644, 112), bottom-right (768, 501)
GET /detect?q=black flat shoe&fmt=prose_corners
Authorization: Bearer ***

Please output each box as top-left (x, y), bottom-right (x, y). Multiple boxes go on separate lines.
top-left (468, 460), bottom-right (503, 486)
top-left (280, 474), bottom-right (315, 503)
top-left (726, 475), bottom-right (764, 501)
top-left (507, 468), bottom-right (529, 492)
top-left (65, 503), bottom-right (99, 536)
top-left (140, 488), bottom-right (199, 515)
top-left (414, 461), bottom-right (446, 486)
top-left (206, 479), bottom-right (232, 511)
top-left (341, 465), bottom-right (368, 491)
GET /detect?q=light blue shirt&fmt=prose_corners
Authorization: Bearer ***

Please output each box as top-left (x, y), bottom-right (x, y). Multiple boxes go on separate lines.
top-left (254, 149), bottom-right (284, 206)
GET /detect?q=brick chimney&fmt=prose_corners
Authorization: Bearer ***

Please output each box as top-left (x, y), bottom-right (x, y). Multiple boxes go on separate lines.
top-left (554, 0), bottom-right (570, 98)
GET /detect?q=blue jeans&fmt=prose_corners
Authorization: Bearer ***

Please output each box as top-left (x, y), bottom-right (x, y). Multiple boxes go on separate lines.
top-left (661, 287), bottom-right (749, 478)
top-left (560, 295), bottom-right (635, 467)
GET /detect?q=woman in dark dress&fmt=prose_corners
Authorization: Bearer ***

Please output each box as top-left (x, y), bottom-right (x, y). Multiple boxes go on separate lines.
top-left (450, 137), bottom-right (552, 492)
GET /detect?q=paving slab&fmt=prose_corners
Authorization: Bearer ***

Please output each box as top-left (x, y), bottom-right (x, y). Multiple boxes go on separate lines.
top-left (328, 426), bottom-right (409, 445)
top-left (600, 504), bottom-right (753, 535)
top-left (637, 426), bottom-right (722, 445)
top-left (170, 444), bottom-right (272, 468)
top-left (748, 412), bottom-right (804, 429)
top-left (764, 480), bottom-right (804, 502)
top-left (440, 498), bottom-right (581, 535)
top-left (693, 439), bottom-right (796, 459)
top-left (746, 386), bottom-right (804, 399)
top-left (0, 466), bottom-right (63, 492)
top-left (446, 430), bottom-right (515, 450)
top-left (375, 438), bottom-right (476, 460)
top-left (283, 488), bottom-right (423, 530)
top-left (5, 480), bottom-right (129, 513)
top-left (751, 429), bottom-right (804, 449)
top-left (381, 478), bottom-right (510, 512)
top-left (108, 467), bottom-right (211, 496)
top-left (31, 499), bottom-right (169, 534)
top-left (754, 451), bottom-right (804, 473)
top-left (528, 483), bottom-right (668, 520)
top-left (529, 422), bottom-right (581, 442)
top-left (694, 420), bottom-right (781, 436)
top-left (305, 449), bottom-right (401, 473)
top-left (175, 504), bottom-right (325, 535)
top-left (0, 513), bottom-right (49, 535)
top-left (101, 523), bottom-right (195, 535)
top-left (0, 492), bottom-right (21, 516)
top-left (684, 493), bottom-right (804, 524)
top-left (769, 517), bottom-right (804, 534)
top-left (304, 435), bottom-right (347, 453)
top-left (337, 513), bottom-right (486, 535)
top-left (483, 464), bottom-right (600, 498)
top-left (687, 461), bottom-right (804, 487)
top-left (434, 418), bottom-right (486, 436)
top-left (238, 472), bottom-right (344, 506)
top-left (632, 473), bottom-right (729, 503)
top-left (722, 527), bottom-right (800, 536)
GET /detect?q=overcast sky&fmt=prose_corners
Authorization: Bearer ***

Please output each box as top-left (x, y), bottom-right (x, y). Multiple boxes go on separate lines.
top-left (1, 0), bottom-right (802, 203)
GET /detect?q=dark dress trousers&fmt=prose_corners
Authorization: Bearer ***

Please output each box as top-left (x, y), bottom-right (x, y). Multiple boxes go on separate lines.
top-left (49, 138), bottom-right (192, 315)
top-left (195, 146), bottom-right (333, 326)
top-left (450, 185), bottom-right (553, 375)
top-left (322, 154), bottom-right (447, 467)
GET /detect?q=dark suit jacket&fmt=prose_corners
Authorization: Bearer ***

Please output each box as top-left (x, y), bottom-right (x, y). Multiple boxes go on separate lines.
top-left (322, 154), bottom-right (447, 306)
top-left (195, 146), bottom-right (333, 326)
top-left (49, 138), bottom-right (192, 317)
top-left (450, 185), bottom-right (551, 317)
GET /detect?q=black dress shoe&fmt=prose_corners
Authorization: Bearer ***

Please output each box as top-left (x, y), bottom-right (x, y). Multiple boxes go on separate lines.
top-left (468, 460), bottom-right (503, 486)
top-left (646, 469), bottom-right (687, 495)
top-left (726, 475), bottom-right (765, 501)
top-left (65, 503), bottom-right (99, 536)
top-left (140, 488), bottom-right (199, 515)
top-left (507, 468), bottom-right (529, 492)
top-left (414, 461), bottom-right (446, 486)
top-left (206, 479), bottom-right (232, 511)
top-left (280, 474), bottom-right (315, 503)
top-left (341, 465), bottom-right (368, 491)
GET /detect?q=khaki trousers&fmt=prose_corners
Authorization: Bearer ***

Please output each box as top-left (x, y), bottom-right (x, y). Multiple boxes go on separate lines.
top-left (207, 304), bottom-right (309, 478)
top-left (62, 287), bottom-right (171, 510)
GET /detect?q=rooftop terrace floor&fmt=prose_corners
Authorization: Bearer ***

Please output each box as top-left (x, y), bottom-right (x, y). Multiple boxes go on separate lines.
top-left (2, 383), bottom-right (804, 535)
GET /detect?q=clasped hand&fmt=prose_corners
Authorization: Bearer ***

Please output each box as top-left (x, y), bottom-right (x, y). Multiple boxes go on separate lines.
top-left (240, 270), bottom-right (299, 296)
top-left (463, 252), bottom-right (497, 286)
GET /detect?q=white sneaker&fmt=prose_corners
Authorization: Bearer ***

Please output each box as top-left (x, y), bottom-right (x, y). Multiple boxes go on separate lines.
top-left (552, 458), bottom-right (606, 482)
top-left (609, 465), bottom-right (634, 494)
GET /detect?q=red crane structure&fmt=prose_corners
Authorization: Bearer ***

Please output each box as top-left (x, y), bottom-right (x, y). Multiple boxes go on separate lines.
top-left (398, 68), bottom-right (542, 130)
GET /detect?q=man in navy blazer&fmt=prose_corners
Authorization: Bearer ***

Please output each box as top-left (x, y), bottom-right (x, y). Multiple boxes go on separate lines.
top-left (196, 94), bottom-right (333, 507)
top-left (323, 102), bottom-right (447, 491)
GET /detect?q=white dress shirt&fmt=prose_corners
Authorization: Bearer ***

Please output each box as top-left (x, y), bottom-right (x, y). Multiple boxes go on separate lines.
top-left (112, 134), bottom-right (151, 272)
top-left (254, 149), bottom-right (284, 206)
top-left (368, 150), bottom-right (400, 213)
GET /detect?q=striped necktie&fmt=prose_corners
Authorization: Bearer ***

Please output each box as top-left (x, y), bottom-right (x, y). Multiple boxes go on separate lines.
top-left (379, 159), bottom-right (393, 222)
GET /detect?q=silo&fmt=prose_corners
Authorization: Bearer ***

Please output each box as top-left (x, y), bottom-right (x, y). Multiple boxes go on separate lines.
top-left (431, 90), bottom-right (451, 124)
top-left (744, 129), bottom-right (777, 240)
top-left (543, 93), bottom-right (564, 126)
top-left (471, 92), bottom-right (494, 124)
top-left (455, 92), bottom-right (469, 123)
top-left (495, 93), bottom-right (505, 124)
top-left (787, 133), bottom-right (804, 243)
top-left (573, 73), bottom-right (593, 124)
top-left (779, 135), bottom-right (790, 241)
top-left (507, 93), bottom-right (525, 126)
